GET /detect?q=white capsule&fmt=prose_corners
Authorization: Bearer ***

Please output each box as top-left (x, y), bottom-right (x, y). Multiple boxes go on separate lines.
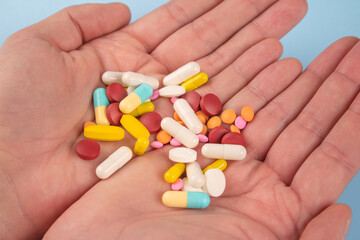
top-left (169, 147), bottom-right (197, 163)
top-left (96, 146), bottom-right (133, 179)
top-left (126, 86), bottom-right (136, 95)
top-left (182, 177), bottom-right (204, 192)
top-left (186, 162), bottom-right (205, 188)
top-left (102, 71), bottom-right (125, 85)
top-left (201, 144), bottom-right (247, 160)
top-left (203, 169), bottom-right (226, 197)
top-left (161, 117), bottom-right (199, 148)
top-left (159, 86), bottom-right (186, 97)
top-left (174, 99), bottom-right (203, 134)
top-left (122, 72), bottom-right (159, 90)
top-left (163, 62), bottom-right (200, 86)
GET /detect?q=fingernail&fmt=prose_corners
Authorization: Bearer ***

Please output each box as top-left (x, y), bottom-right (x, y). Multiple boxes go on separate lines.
top-left (343, 218), bottom-right (351, 240)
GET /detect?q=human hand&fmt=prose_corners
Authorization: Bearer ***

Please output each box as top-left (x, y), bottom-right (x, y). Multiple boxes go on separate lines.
top-left (0, 0), bottom-right (309, 239)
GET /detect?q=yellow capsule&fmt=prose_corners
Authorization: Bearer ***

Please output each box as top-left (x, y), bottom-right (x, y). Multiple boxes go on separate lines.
top-left (84, 125), bottom-right (125, 141)
top-left (181, 72), bottom-right (208, 92)
top-left (164, 163), bottom-right (185, 183)
top-left (129, 102), bottom-right (154, 117)
top-left (202, 159), bottom-right (227, 173)
top-left (134, 137), bottom-right (149, 155)
top-left (120, 115), bottom-right (150, 139)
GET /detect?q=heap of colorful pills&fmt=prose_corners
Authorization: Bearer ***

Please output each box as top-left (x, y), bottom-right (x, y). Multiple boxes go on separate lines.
top-left (75, 61), bottom-right (254, 209)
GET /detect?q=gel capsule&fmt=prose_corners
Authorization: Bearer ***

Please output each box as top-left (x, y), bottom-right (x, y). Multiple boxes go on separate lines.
top-left (134, 137), bottom-right (149, 155)
top-left (102, 71), bottom-right (124, 85)
top-left (96, 146), bottom-right (133, 179)
top-left (120, 115), bottom-right (150, 139)
top-left (186, 162), bottom-right (205, 188)
top-left (181, 72), bottom-right (208, 92)
top-left (164, 163), bottom-right (185, 183)
top-left (163, 62), bottom-right (200, 86)
top-left (162, 191), bottom-right (210, 209)
top-left (202, 144), bottom-right (246, 160)
top-left (129, 102), bottom-right (154, 117)
top-left (93, 88), bottom-right (110, 125)
top-left (169, 147), bottom-right (197, 163)
top-left (174, 99), bottom-right (203, 134)
top-left (203, 159), bottom-right (227, 173)
top-left (161, 117), bottom-right (199, 148)
top-left (120, 84), bottom-right (153, 113)
top-left (122, 72), bottom-right (159, 90)
top-left (84, 125), bottom-right (125, 141)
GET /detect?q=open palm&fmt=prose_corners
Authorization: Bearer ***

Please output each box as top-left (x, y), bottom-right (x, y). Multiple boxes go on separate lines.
top-left (0, 1), bottom-right (358, 239)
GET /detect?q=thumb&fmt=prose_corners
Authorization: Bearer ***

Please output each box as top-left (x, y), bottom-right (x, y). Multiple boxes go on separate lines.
top-left (300, 203), bottom-right (351, 240)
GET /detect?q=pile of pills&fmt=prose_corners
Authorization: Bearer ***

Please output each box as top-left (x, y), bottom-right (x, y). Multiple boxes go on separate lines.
top-left (75, 62), bottom-right (254, 209)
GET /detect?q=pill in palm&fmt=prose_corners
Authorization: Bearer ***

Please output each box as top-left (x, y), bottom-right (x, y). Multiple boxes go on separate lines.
top-left (230, 124), bottom-right (240, 133)
top-left (120, 114), bottom-right (150, 139)
top-left (171, 178), bottom-right (184, 191)
top-left (159, 86), bottom-right (186, 97)
top-left (76, 139), bottom-right (100, 160)
top-left (207, 116), bottom-right (221, 129)
top-left (84, 125), bottom-right (125, 141)
top-left (181, 72), bottom-right (208, 92)
top-left (182, 177), bottom-right (205, 192)
top-left (197, 134), bottom-right (208, 143)
top-left (170, 138), bottom-right (182, 146)
top-left (134, 137), bottom-right (149, 155)
top-left (182, 91), bottom-right (201, 112)
top-left (122, 72), bottom-right (159, 90)
top-left (234, 116), bottom-right (247, 129)
top-left (241, 106), bottom-right (254, 122)
top-left (202, 159), bottom-right (227, 173)
top-left (93, 88), bottom-right (110, 125)
top-left (102, 71), bottom-right (124, 85)
top-left (208, 126), bottom-right (229, 143)
top-left (150, 89), bottom-right (160, 100)
top-left (200, 93), bottom-right (222, 116)
top-left (174, 99), bottom-right (203, 134)
top-left (169, 147), bottom-right (197, 163)
top-left (150, 141), bottom-right (164, 149)
top-left (202, 143), bottom-right (246, 160)
top-left (139, 112), bottom-right (162, 134)
top-left (221, 132), bottom-right (246, 147)
top-left (129, 102), bottom-right (154, 118)
top-left (186, 162), bottom-right (205, 188)
top-left (164, 163), bottom-right (185, 183)
top-left (156, 130), bottom-right (172, 144)
top-left (221, 109), bottom-right (236, 124)
top-left (105, 82), bottom-right (127, 102)
top-left (161, 117), bottom-right (199, 148)
top-left (202, 169), bottom-right (226, 197)
top-left (162, 191), bottom-right (210, 209)
top-left (106, 102), bottom-right (123, 126)
top-left (120, 84), bottom-right (153, 113)
top-left (83, 121), bottom-right (96, 129)
top-left (163, 62), bottom-right (200, 86)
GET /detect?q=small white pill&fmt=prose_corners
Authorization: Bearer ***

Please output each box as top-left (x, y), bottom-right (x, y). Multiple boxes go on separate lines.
top-left (174, 99), bottom-right (203, 134)
top-left (182, 177), bottom-right (204, 192)
top-left (102, 71), bottom-right (125, 85)
top-left (163, 62), bottom-right (200, 86)
top-left (169, 147), bottom-right (197, 163)
top-left (126, 86), bottom-right (136, 95)
top-left (161, 117), bottom-right (199, 148)
top-left (159, 86), bottom-right (186, 97)
top-left (122, 72), bottom-right (159, 90)
top-left (186, 162), bottom-right (205, 188)
top-left (202, 169), bottom-right (226, 197)
top-left (201, 144), bottom-right (247, 160)
top-left (96, 146), bottom-right (133, 179)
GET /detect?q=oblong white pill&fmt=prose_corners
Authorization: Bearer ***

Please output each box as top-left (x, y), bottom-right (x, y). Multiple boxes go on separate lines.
top-left (159, 86), bottom-right (186, 97)
top-left (161, 117), bottom-right (199, 148)
top-left (163, 62), bottom-right (200, 86)
top-left (96, 146), bottom-right (133, 179)
top-left (201, 144), bottom-right (247, 160)
top-left (173, 99), bottom-right (203, 134)
top-left (102, 71), bottom-right (125, 85)
top-left (182, 177), bottom-right (204, 192)
top-left (186, 162), bottom-right (205, 188)
top-left (169, 147), bottom-right (197, 163)
top-left (122, 72), bottom-right (159, 90)
top-left (203, 169), bottom-right (226, 197)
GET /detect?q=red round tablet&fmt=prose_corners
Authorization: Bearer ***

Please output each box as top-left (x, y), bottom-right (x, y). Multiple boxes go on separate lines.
top-left (105, 83), bottom-right (127, 102)
top-left (221, 132), bottom-right (246, 147)
top-left (76, 139), bottom-right (100, 160)
top-left (200, 93), bottom-right (222, 116)
top-left (208, 126), bottom-right (229, 143)
top-left (182, 91), bottom-right (201, 112)
top-left (140, 112), bottom-right (162, 134)
top-left (106, 103), bottom-right (123, 126)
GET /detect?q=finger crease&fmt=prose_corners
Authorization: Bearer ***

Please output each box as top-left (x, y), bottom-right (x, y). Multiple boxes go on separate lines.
top-left (65, 10), bottom-right (85, 47)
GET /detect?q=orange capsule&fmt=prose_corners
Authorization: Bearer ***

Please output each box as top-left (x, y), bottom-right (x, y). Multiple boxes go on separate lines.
top-left (221, 109), bottom-right (236, 124)
top-left (207, 116), bottom-right (221, 129)
top-left (156, 130), bottom-right (172, 144)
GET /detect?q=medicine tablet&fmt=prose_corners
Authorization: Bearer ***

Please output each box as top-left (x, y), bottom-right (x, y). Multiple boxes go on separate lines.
top-left (182, 177), bottom-right (204, 192)
top-left (106, 102), bottom-right (123, 126)
top-left (84, 125), bottom-right (125, 141)
top-left (241, 106), bottom-right (254, 122)
top-left (169, 147), bottom-right (197, 163)
top-left (197, 134), bottom-right (208, 143)
top-left (221, 109), bottom-right (236, 124)
top-left (186, 162), bottom-right (205, 188)
top-left (122, 72), bottom-right (159, 90)
top-left (208, 126), bottom-right (229, 143)
top-left (200, 93), bottom-right (222, 116)
top-left (203, 159), bottom-right (227, 173)
top-left (161, 118), bottom-right (199, 148)
top-left (150, 141), bottom-right (164, 149)
top-left (105, 83), bottom-right (127, 102)
top-left (163, 62), bottom-right (200, 86)
top-left (207, 116), bottom-right (221, 129)
top-left (164, 163), bottom-right (185, 183)
top-left (170, 97), bottom-right (179, 104)
top-left (139, 112), bottom-right (162, 134)
top-left (234, 116), bottom-right (247, 129)
top-left (203, 169), bottom-right (226, 197)
top-left (174, 99), bottom-right (203, 134)
top-left (230, 124), bottom-right (240, 133)
top-left (102, 71), bottom-right (124, 85)
top-left (76, 139), bottom-right (100, 160)
top-left (170, 138), bottom-right (182, 146)
top-left (156, 130), bottom-right (172, 144)
top-left (120, 114), bottom-right (150, 139)
top-left (221, 132), bottom-right (246, 147)
top-left (159, 86), bottom-right (186, 97)
top-left (182, 91), bottom-right (201, 112)
top-left (202, 144), bottom-right (247, 160)
top-left (171, 178), bottom-right (184, 191)
top-left (150, 90), bottom-right (160, 100)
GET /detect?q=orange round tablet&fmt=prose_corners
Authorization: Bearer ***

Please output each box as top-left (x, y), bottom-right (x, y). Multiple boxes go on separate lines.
top-left (241, 106), bottom-right (254, 122)
top-left (207, 116), bottom-right (221, 129)
top-left (196, 114), bottom-right (207, 124)
top-left (156, 130), bottom-right (172, 144)
top-left (196, 110), bottom-right (209, 122)
top-left (200, 124), bottom-right (208, 135)
top-left (230, 124), bottom-right (240, 133)
top-left (221, 109), bottom-right (236, 124)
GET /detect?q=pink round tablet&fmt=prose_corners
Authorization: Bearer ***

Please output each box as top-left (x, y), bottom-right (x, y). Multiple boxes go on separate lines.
top-left (105, 83), bottom-right (127, 102)
top-left (200, 93), bottom-right (222, 116)
top-left (106, 102), bottom-right (123, 126)
top-left (182, 91), bottom-right (201, 112)
top-left (197, 134), bottom-right (209, 143)
top-left (76, 139), bottom-right (100, 160)
top-left (139, 112), bottom-right (162, 134)
top-left (208, 126), bottom-right (229, 143)
top-left (150, 141), bottom-right (164, 149)
top-left (221, 132), bottom-right (246, 147)
top-left (235, 116), bottom-right (247, 129)
top-left (170, 138), bottom-right (182, 146)
top-left (150, 90), bottom-right (160, 100)
top-left (171, 97), bottom-right (179, 104)
top-left (171, 178), bottom-right (184, 191)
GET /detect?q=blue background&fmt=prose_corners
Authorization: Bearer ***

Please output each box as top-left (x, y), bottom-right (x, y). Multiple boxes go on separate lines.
top-left (0, 0), bottom-right (359, 238)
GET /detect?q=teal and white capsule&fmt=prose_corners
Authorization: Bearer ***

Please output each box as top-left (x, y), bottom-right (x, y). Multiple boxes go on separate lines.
top-left (93, 88), bottom-right (110, 125)
top-left (119, 83), bottom-right (153, 113)
top-left (162, 191), bottom-right (210, 209)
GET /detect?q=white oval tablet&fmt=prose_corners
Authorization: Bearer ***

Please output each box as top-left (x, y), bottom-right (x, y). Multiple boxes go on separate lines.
top-left (159, 86), bottom-right (186, 97)
top-left (186, 162), bottom-right (205, 188)
top-left (182, 177), bottom-right (204, 192)
top-left (169, 147), bottom-right (197, 163)
top-left (122, 72), bottom-right (159, 90)
top-left (163, 62), bottom-right (200, 86)
top-left (202, 169), bottom-right (226, 197)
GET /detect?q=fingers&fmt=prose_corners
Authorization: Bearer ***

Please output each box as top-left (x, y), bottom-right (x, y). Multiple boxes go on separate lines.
top-left (299, 204), bottom-right (351, 240)
top-left (260, 37), bottom-right (358, 183)
top-left (26, 3), bottom-right (131, 51)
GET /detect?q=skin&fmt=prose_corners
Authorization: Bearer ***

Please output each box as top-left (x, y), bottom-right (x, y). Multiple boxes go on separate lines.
top-left (0, 0), bottom-right (358, 239)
